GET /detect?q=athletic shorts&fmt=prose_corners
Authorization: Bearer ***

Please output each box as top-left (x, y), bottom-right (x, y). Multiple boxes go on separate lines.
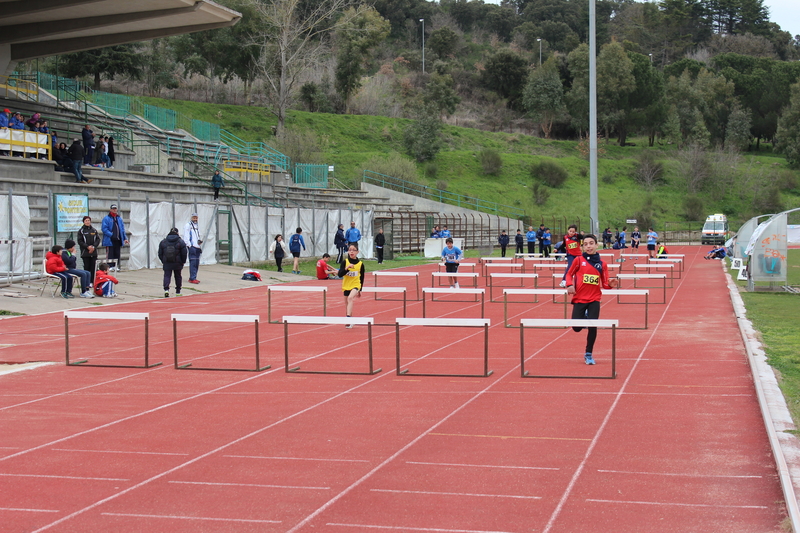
top-left (647, 244), bottom-right (655, 251)
top-left (291, 251), bottom-right (300, 258)
top-left (343, 288), bottom-right (360, 297)
top-left (445, 263), bottom-right (459, 273)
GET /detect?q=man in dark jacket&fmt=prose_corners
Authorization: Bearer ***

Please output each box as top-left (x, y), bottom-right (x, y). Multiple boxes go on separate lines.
top-left (374, 227), bottom-right (386, 264)
top-left (498, 230), bottom-right (510, 257)
top-left (67, 139), bottom-right (90, 183)
top-left (334, 223), bottom-right (346, 264)
top-left (81, 124), bottom-right (94, 164)
top-left (158, 228), bottom-right (188, 297)
top-left (76, 215), bottom-right (101, 282)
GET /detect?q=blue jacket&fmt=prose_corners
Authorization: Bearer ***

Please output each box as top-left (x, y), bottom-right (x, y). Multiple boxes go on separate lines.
top-left (289, 233), bottom-right (306, 253)
top-left (526, 230), bottom-right (536, 242)
top-left (9, 117), bottom-right (24, 129)
top-left (498, 234), bottom-right (509, 246)
top-left (345, 227), bottom-right (361, 243)
top-left (543, 232), bottom-right (551, 245)
top-left (334, 228), bottom-right (346, 248)
top-left (440, 229), bottom-right (451, 238)
top-left (211, 172), bottom-right (224, 188)
top-left (0, 113), bottom-right (8, 128)
top-left (101, 214), bottom-right (127, 247)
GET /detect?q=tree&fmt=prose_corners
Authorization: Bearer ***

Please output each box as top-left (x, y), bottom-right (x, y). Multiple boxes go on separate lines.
top-left (423, 73), bottom-right (460, 117)
top-left (481, 49), bottom-right (529, 109)
top-left (566, 43), bottom-right (590, 135)
top-left (776, 83), bottom-right (800, 167)
top-left (522, 57), bottom-right (566, 138)
top-left (139, 39), bottom-right (180, 97)
top-left (724, 101), bottom-right (752, 150)
top-left (596, 42), bottom-right (636, 145)
top-left (56, 44), bottom-right (143, 90)
top-left (334, 6), bottom-right (390, 111)
top-left (428, 26), bottom-right (460, 58)
top-left (404, 106), bottom-right (443, 162)
top-left (252, 0), bottom-right (361, 132)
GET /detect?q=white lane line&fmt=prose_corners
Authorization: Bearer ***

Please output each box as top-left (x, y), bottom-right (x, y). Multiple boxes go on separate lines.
top-left (0, 473), bottom-right (128, 481)
top-left (326, 524), bottom-right (517, 533)
top-left (52, 449), bottom-right (190, 456)
top-left (168, 480), bottom-right (330, 490)
top-left (597, 469), bottom-right (762, 479)
top-left (0, 507), bottom-right (59, 513)
top-left (586, 498), bottom-right (768, 509)
top-left (101, 512), bottom-right (280, 523)
top-left (370, 488), bottom-right (540, 500)
top-left (407, 461), bottom-right (558, 471)
top-left (224, 455), bottom-right (369, 462)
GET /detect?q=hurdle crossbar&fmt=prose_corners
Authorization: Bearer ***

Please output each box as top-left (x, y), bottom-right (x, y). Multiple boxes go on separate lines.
top-left (603, 289), bottom-right (650, 329)
top-left (395, 317), bottom-right (493, 378)
top-left (617, 273), bottom-right (668, 302)
top-left (64, 311), bottom-right (160, 368)
top-left (268, 285), bottom-right (327, 323)
top-left (282, 316), bottom-right (379, 375)
top-left (488, 273), bottom-right (539, 301)
top-left (422, 287), bottom-right (485, 318)
top-left (438, 262), bottom-right (477, 273)
top-left (373, 271), bottom-right (420, 300)
top-left (649, 257), bottom-right (684, 272)
top-left (503, 288), bottom-right (568, 327)
top-left (431, 272), bottom-right (479, 288)
top-left (360, 286), bottom-right (407, 320)
top-left (634, 262), bottom-right (679, 281)
top-left (520, 318), bottom-right (619, 379)
top-left (172, 314), bottom-right (269, 372)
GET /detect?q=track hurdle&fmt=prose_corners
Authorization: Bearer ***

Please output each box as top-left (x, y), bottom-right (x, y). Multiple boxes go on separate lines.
top-left (519, 318), bottom-right (618, 379)
top-left (632, 263), bottom-right (676, 285)
top-left (422, 287), bottom-right (485, 318)
top-left (617, 273), bottom-right (667, 303)
top-left (503, 288), bottom-right (568, 327)
top-left (359, 286), bottom-right (407, 321)
top-left (488, 273), bottom-right (539, 301)
top-left (268, 285), bottom-right (327, 323)
top-left (172, 314), bottom-right (269, 372)
top-left (604, 289), bottom-right (650, 329)
top-left (524, 262), bottom-right (566, 275)
top-left (480, 256), bottom-right (514, 276)
top-left (649, 257), bottom-right (684, 272)
top-left (373, 271), bottom-right (421, 301)
top-left (395, 317), bottom-right (493, 378)
top-left (431, 271), bottom-right (479, 288)
top-left (64, 311), bottom-right (160, 368)
top-left (548, 265), bottom-right (621, 288)
top-left (282, 316), bottom-right (379, 375)
top-left (438, 262), bottom-right (477, 273)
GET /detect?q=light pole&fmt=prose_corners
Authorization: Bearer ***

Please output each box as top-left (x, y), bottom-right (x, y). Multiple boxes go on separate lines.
top-left (537, 38), bottom-right (542, 66)
top-left (648, 53), bottom-right (653, 63)
top-left (420, 19), bottom-right (425, 74)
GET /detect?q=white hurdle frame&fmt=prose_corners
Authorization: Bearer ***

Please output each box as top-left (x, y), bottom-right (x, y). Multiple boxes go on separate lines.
top-left (172, 314), bottom-right (269, 372)
top-left (373, 271), bottom-right (421, 301)
top-left (431, 271), bottom-right (479, 288)
top-left (268, 285), bottom-right (327, 323)
top-left (503, 288), bottom-right (568, 327)
top-left (422, 287), bottom-right (485, 318)
top-left (64, 311), bottom-right (160, 368)
top-left (282, 316), bottom-right (380, 375)
top-left (519, 318), bottom-right (619, 379)
top-left (439, 262), bottom-right (478, 273)
top-left (395, 317), bottom-right (493, 378)
top-left (359, 286), bottom-right (407, 321)
top-left (488, 272), bottom-right (539, 301)
top-left (617, 273), bottom-right (668, 302)
top-left (634, 261), bottom-right (679, 281)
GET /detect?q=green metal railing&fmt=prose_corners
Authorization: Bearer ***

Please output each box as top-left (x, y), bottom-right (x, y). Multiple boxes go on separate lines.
top-left (220, 129), bottom-right (289, 171)
top-left (294, 163), bottom-right (328, 188)
top-left (363, 170), bottom-right (525, 219)
top-left (182, 152), bottom-right (284, 208)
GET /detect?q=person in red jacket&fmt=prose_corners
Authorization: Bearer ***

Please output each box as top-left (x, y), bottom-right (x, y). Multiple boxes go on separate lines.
top-left (565, 234), bottom-right (618, 365)
top-left (45, 245), bottom-right (74, 298)
top-left (93, 263), bottom-right (119, 297)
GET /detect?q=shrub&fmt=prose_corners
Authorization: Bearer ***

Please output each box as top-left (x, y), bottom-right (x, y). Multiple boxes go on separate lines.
top-left (272, 128), bottom-right (326, 165)
top-left (683, 196), bottom-right (704, 221)
top-left (436, 180), bottom-right (448, 190)
top-left (404, 108), bottom-right (442, 162)
top-left (363, 152), bottom-right (420, 185)
top-left (633, 151), bottom-right (665, 190)
top-left (479, 148), bottom-right (502, 175)
top-left (531, 160), bottom-right (568, 188)
top-left (425, 162), bottom-right (439, 178)
top-left (531, 183), bottom-right (550, 206)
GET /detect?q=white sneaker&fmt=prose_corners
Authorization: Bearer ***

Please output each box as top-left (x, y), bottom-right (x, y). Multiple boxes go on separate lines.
top-left (559, 280), bottom-right (566, 288)
top-left (450, 285), bottom-right (454, 289)
top-left (345, 324), bottom-right (353, 329)
top-left (454, 283), bottom-right (460, 289)
top-left (80, 291), bottom-right (94, 298)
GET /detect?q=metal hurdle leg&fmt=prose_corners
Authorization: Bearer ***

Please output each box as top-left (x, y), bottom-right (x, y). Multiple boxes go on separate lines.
top-left (173, 315), bottom-right (270, 372)
top-left (396, 318), bottom-right (493, 378)
top-left (65, 312), bottom-right (161, 368)
top-left (283, 316), bottom-right (380, 375)
top-left (519, 319), bottom-right (617, 380)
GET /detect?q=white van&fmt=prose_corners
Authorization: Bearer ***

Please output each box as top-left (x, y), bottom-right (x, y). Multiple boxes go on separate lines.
top-left (701, 214), bottom-right (728, 245)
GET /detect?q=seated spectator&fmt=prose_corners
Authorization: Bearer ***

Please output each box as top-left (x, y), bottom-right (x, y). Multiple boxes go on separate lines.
top-left (38, 120), bottom-right (49, 134)
top-left (61, 239), bottom-right (93, 298)
top-left (430, 225), bottom-right (441, 238)
top-left (93, 263), bottom-right (118, 297)
top-left (704, 246), bottom-right (727, 260)
top-left (316, 253), bottom-right (341, 280)
top-left (656, 242), bottom-right (669, 258)
top-left (9, 112), bottom-right (24, 129)
top-left (26, 112), bottom-right (41, 131)
top-left (45, 245), bottom-right (75, 298)
top-left (54, 142), bottom-right (70, 172)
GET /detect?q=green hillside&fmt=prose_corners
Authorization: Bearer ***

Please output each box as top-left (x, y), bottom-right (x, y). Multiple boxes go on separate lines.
top-left (143, 96), bottom-right (800, 228)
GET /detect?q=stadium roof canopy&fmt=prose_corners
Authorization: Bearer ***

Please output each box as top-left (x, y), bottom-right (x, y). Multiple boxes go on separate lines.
top-left (0, 0), bottom-right (241, 74)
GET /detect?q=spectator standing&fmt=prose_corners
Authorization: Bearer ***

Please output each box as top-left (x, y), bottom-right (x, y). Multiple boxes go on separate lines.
top-left (81, 125), bottom-right (94, 164)
top-left (375, 227), bottom-right (386, 264)
top-left (61, 240), bottom-right (93, 298)
top-left (9, 112), bottom-right (24, 130)
top-left (101, 204), bottom-right (128, 271)
top-left (514, 229), bottom-right (524, 255)
top-left (269, 234), bottom-right (288, 272)
top-left (106, 136), bottom-right (115, 169)
top-left (498, 230), bottom-right (509, 257)
top-left (45, 245), bottom-right (74, 298)
top-left (430, 225), bottom-right (441, 238)
top-left (536, 224), bottom-right (546, 254)
top-left (211, 170), bottom-right (224, 200)
top-left (67, 139), bottom-right (90, 184)
top-left (76, 215), bottom-right (101, 282)
top-left (93, 263), bottom-right (118, 297)
top-left (631, 226), bottom-right (641, 251)
top-left (289, 227), bottom-right (306, 274)
top-left (618, 226), bottom-right (627, 249)
top-left (526, 226), bottom-right (537, 254)
top-left (542, 227), bottom-right (552, 258)
top-left (334, 223), bottom-right (347, 264)
top-left (602, 228), bottom-right (612, 249)
top-left (158, 228), bottom-right (188, 297)
top-left (183, 213), bottom-right (202, 284)
top-left (440, 226), bottom-right (451, 238)
top-left (345, 221), bottom-right (361, 247)
top-left (26, 112), bottom-right (40, 131)
top-left (0, 109), bottom-right (8, 156)
top-left (646, 227), bottom-right (659, 258)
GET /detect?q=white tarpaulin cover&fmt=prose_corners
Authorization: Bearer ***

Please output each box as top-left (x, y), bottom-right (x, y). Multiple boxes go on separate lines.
top-left (0, 195), bottom-right (33, 274)
top-left (789, 225), bottom-right (800, 244)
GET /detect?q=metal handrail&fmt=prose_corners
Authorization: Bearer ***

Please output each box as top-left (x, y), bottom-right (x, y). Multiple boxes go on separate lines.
top-left (0, 75), bottom-right (39, 102)
top-left (220, 129), bottom-right (289, 171)
top-left (182, 151), bottom-right (284, 208)
top-left (363, 170), bottom-right (525, 219)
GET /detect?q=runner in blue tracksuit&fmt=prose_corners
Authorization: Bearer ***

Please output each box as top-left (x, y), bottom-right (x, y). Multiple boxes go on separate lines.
top-left (289, 228), bottom-right (306, 274)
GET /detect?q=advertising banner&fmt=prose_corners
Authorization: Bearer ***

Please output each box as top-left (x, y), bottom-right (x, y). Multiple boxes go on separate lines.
top-left (55, 194), bottom-right (89, 232)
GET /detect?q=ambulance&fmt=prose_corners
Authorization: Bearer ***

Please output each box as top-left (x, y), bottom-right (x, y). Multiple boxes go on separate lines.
top-left (701, 214), bottom-right (728, 244)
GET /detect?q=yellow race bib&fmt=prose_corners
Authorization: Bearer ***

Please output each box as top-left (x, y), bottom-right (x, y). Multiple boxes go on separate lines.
top-left (582, 273), bottom-right (599, 285)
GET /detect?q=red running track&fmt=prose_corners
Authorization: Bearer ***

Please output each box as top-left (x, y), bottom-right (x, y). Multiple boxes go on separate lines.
top-left (0, 247), bottom-right (786, 532)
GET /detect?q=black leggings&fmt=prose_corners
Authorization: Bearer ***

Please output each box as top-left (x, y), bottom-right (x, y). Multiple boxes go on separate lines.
top-left (275, 256), bottom-right (284, 272)
top-left (571, 301), bottom-right (601, 354)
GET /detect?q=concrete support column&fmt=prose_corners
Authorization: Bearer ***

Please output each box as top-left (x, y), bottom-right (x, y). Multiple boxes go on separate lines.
top-left (0, 44), bottom-right (17, 77)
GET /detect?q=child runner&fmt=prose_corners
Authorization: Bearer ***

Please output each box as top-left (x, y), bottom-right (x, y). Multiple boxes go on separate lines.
top-left (559, 224), bottom-right (583, 287)
top-left (565, 234), bottom-right (618, 365)
top-left (646, 227), bottom-right (659, 258)
top-left (338, 244), bottom-right (365, 328)
top-left (618, 226), bottom-right (627, 249)
top-left (542, 227), bottom-right (552, 258)
top-left (514, 229), bottom-right (524, 255)
top-left (316, 253), bottom-right (341, 279)
top-left (630, 226), bottom-right (641, 251)
top-left (441, 237), bottom-right (463, 288)
top-left (289, 228), bottom-right (306, 274)
top-left (94, 263), bottom-right (119, 297)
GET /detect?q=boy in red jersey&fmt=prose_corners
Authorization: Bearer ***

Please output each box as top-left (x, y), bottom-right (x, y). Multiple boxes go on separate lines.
top-left (559, 224), bottom-right (583, 287)
top-left (565, 234), bottom-right (618, 365)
